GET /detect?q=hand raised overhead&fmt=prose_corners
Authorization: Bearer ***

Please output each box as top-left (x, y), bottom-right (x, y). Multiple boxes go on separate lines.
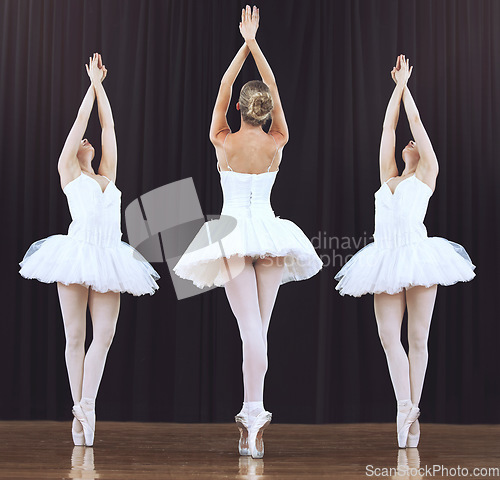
top-left (97, 53), bottom-right (107, 82)
top-left (85, 52), bottom-right (107, 84)
top-left (391, 54), bottom-right (413, 85)
top-left (239, 4), bottom-right (259, 41)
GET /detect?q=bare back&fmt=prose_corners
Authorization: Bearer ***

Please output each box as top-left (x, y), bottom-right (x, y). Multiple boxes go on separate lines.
top-left (216, 130), bottom-right (281, 174)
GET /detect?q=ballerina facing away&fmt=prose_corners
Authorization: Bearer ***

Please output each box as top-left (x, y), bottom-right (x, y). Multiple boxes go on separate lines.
top-left (174, 5), bottom-right (322, 458)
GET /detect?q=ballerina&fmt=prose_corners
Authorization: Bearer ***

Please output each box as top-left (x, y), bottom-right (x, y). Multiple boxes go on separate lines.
top-left (174, 5), bottom-right (322, 458)
top-left (19, 53), bottom-right (160, 446)
top-left (335, 55), bottom-right (475, 447)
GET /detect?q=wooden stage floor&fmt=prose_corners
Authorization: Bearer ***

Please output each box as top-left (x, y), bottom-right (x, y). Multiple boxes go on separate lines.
top-left (0, 422), bottom-right (499, 479)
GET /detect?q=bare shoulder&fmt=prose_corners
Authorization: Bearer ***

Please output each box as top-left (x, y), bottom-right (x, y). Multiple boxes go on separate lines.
top-left (415, 163), bottom-right (438, 192)
top-left (97, 163), bottom-right (117, 183)
top-left (380, 165), bottom-right (399, 185)
top-left (210, 127), bottom-right (231, 147)
top-left (212, 130), bottom-right (232, 171)
top-left (268, 130), bottom-right (288, 149)
top-left (58, 159), bottom-right (81, 191)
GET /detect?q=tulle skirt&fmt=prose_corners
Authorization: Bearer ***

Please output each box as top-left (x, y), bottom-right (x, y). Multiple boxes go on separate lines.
top-left (334, 237), bottom-right (475, 297)
top-left (173, 214), bottom-right (323, 289)
top-left (19, 234), bottom-right (160, 296)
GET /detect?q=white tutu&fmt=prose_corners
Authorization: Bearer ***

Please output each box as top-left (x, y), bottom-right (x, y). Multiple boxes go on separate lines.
top-left (19, 172), bottom-right (159, 296)
top-left (335, 237), bottom-right (476, 297)
top-left (174, 170), bottom-right (323, 288)
top-left (174, 214), bottom-right (323, 289)
top-left (335, 174), bottom-right (475, 297)
top-left (19, 235), bottom-right (159, 296)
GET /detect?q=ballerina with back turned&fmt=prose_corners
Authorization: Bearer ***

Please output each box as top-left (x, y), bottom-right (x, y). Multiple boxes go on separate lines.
top-left (174, 5), bottom-right (322, 458)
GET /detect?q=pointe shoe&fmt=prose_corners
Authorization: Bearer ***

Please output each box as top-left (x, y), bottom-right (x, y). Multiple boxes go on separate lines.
top-left (72, 399), bottom-right (96, 446)
top-left (406, 420), bottom-right (420, 448)
top-left (397, 405), bottom-right (420, 449)
top-left (235, 412), bottom-right (250, 456)
top-left (248, 410), bottom-right (272, 459)
top-left (71, 417), bottom-right (85, 446)
top-left (407, 431), bottom-right (420, 447)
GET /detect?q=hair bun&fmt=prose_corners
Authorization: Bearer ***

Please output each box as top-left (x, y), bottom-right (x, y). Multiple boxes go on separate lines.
top-left (247, 92), bottom-right (273, 120)
top-left (239, 80), bottom-right (274, 126)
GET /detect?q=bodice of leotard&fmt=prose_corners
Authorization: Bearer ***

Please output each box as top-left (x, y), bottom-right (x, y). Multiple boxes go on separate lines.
top-left (63, 173), bottom-right (122, 246)
top-left (219, 170), bottom-right (278, 219)
top-left (373, 174), bottom-right (433, 249)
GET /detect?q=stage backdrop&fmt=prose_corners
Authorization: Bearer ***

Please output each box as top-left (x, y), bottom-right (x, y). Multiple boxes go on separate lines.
top-left (1, 0), bottom-right (498, 423)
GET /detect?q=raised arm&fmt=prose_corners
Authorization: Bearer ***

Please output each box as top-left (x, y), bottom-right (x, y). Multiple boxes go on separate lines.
top-left (379, 56), bottom-right (407, 184)
top-left (402, 83), bottom-right (439, 190)
top-left (92, 54), bottom-right (117, 182)
top-left (57, 82), bottom-right (95, 189)
top-left (241, 5), bottom-right (288, 145)
top-left (209, 43), bottom-right (250, 145)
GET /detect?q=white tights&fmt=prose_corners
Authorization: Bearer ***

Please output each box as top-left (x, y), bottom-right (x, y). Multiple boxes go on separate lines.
top-left (224, 256), bottom-right (284, 415)
top-left (374, 285), bottom-right (437, 434)
top-left (57, 283), bottom-right (120, 432)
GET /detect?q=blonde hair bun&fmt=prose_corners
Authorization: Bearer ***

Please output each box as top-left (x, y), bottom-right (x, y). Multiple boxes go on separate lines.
top-left (239, 80), bottom-right (274, 126)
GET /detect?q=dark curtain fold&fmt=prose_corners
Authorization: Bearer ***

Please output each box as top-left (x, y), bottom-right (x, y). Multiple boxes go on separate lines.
top-left (0, 0), bottom-right (498, 423)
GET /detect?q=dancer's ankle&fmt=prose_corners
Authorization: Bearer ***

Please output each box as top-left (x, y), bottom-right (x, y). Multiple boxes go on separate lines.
top-left (245, 401), bottom-right (264, 419)
top-left (80, 397), bottom-right (95, 411)
top-left (237, 403), bottom-right (247, 417)
top-left (397, 399), bottom-right (412, 412)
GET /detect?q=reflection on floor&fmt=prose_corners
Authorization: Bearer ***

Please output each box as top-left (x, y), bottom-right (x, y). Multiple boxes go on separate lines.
top-left (0, 422), bottom-right (499, 479)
